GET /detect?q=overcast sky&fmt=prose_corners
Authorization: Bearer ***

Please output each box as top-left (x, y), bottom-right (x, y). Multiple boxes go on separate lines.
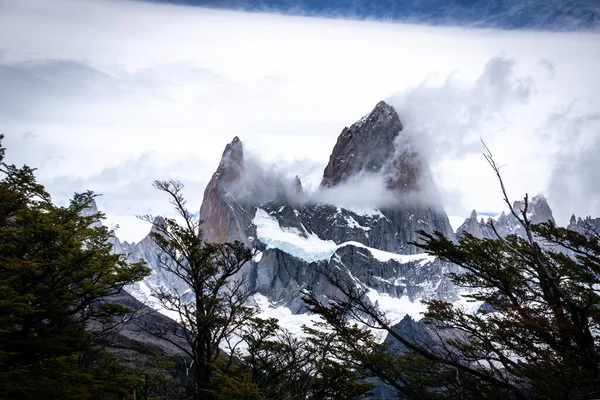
top-left (1, 0), bottom-right (599, 242)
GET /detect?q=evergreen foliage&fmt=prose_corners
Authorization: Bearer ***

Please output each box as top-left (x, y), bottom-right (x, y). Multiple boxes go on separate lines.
top-left (0, 135), bottom-right (150, 399)
top-left (304, 149), bottom-right (600, 399)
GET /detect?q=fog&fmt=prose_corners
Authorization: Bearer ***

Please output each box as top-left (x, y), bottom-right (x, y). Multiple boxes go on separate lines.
top-left (1, 0), bottom-right (598, 241)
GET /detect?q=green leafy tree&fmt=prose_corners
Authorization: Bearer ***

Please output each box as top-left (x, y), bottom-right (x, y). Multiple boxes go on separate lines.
top-left (0, 135), bottom-right (150, 399)
top-left (414, 149), bottom-right (600, 399)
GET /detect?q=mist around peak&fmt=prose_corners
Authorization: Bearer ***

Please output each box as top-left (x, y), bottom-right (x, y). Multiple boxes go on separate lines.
top-left (225, 152), bottom-right (444, 211)
top-left (225, 57), bottom-right (543, 216)
top-left (385, 56), bottom-right (535, 166)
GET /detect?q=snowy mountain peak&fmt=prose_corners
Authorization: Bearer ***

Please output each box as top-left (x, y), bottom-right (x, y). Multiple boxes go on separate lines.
top-left (79, 198), bottom-right (102, 228)
top-left (150, 215), bottom-right (166, 234)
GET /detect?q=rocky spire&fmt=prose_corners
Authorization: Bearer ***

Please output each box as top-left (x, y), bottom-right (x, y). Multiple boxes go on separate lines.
top-left (199, 137), bottom-right (253, 244)
top-left (79, 198), bottom-right (103, 228)
top-left (215, 136), bottom-right (244, 184)
top-left (512, 194), bottom-right (555, 225)
top-left (293, 175), bottom-right (304, 197)
top-left (459, 195), bottom-right (556, 240)
top-left (150, 215), bottom-right (166, 235)
top-left (465, 210), bottom-right (482, 238)
top-left (320, 101), bottom-right (454, 247)
top-left (321, 101), bottom-right (406, 189)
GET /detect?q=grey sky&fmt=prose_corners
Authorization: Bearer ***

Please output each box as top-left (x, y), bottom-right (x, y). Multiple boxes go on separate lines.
top-left (1, 0), bottom-right (599, 241)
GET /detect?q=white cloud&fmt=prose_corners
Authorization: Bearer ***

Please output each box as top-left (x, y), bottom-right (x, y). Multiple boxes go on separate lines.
top-left (0, 0), bottom-right (599, 241)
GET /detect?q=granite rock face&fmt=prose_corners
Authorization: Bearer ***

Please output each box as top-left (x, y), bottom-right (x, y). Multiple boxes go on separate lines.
top-left (320, 101), bottom-right (454, 253)
top-left (322, 101), bottom-right (405, 188)
top-left (457, 195), bottom-right (556, 239)
top-left (187, 101), bottom-right (460, 311)
top-left (568, 215), bottom-right (600, 237)
top-left (199, 137), bottom-right (255, 245)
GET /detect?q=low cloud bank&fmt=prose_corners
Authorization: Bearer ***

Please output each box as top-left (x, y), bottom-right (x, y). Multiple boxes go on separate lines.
top-left (2, 0), bottom-right (598, 239)
top-left (387, 56), bottom-right (535, 164)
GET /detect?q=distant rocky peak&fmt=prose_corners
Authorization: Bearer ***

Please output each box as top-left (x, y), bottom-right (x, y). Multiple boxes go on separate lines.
top-left (293, 175), bottom-right (304, 197)
top-left (512, 194), bottom-right (555, 224)
top-left (320, 100), bottom-right (434, 203)
top-left (459, 194), bottom-right (556, 240)
top-left (216, 136), bottom-right (244, 185)
top-left (150, 215), bottom-right (166, 234)
top-left (497, 211), bottom-right (508, 225)
top-left (79, 198), bottom-right (103, 228)
top-left (568, 215), bottom-right (600, 237)
top-left (456, 209), bottom-right (484, 238)
top-left (79, 197), bottom-right (99, 217)
top-left (357, 101), bottom-right (403, 131)
top-left (199, 137), bottom-right (253, 244)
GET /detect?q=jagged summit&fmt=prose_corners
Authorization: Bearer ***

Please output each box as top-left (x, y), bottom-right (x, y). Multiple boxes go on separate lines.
top-left (512, 194), bottom-right (555, 225)
top-left (150, 215), bottom-right (166, 234)
top-left (199, 136), bottom-right (254, 244)
top-left (456, 210), bottom-right (484, 239)
top-left (215, 136), bottom-right (244, 184)
top-left (293, 175), bottom-right (303, 197)
top-left (198, 101), bottom-right (454, 251)
top-left (113, 101), bottom-right (468, 317)
top-left (321, 101), bottom-right (410, 189)
top-left (79, 198), bottom-right (103, 228)
top-left (458, 194), bottom-right (556, 239)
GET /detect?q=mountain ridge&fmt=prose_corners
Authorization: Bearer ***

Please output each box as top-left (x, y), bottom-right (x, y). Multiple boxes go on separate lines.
top-left (106, 100), bottom-right (594, 326)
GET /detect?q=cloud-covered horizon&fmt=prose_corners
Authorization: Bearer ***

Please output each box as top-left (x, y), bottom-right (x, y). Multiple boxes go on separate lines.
top-left (151, 0), bottom-right (600, 32)
top-left (1, 0), bottom-right (599, 241)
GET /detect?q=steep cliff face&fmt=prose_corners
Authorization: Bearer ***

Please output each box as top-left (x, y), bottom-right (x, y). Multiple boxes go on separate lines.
top-left (198, 137), bottom-right (255, 245)
top-left (322, 101), bottom-right (426, 195)
top-left (322, 101), bottom-right (405, 188)
top-left (198, 101), bottom-right (454, 252)
top-left (320, 101), bottom-right (454, 253)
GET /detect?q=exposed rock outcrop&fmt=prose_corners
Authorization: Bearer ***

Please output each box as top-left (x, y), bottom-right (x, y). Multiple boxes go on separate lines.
top-left (458, 195), bottom-right (555, 239)
top-left (322, 101), bottom-right (404, 188)
top-left (198, 137), bottom-right (255, 245)
top-left (568, 215), bottom-right (600, 238)
top-left (321, 101), bottom-right (454, 252)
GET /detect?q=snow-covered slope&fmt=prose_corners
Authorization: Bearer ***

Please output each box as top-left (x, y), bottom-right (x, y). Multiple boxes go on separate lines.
top-left (254, 207), bottom-right (435, 265)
